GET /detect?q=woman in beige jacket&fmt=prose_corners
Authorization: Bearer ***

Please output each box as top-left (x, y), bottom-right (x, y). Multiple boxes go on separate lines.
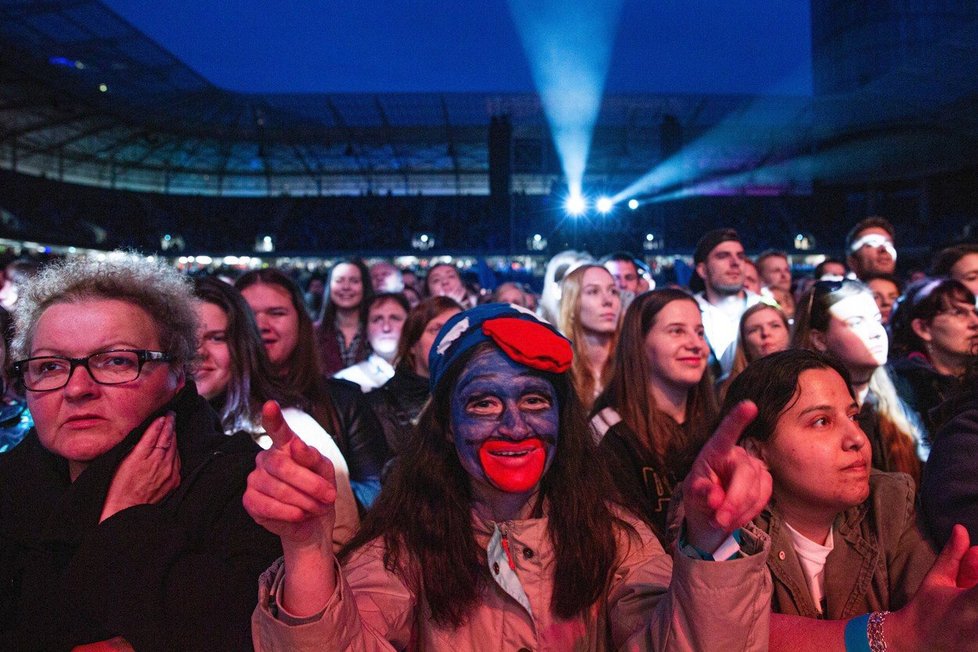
top-left (245, 304), bottom-right (775, 651)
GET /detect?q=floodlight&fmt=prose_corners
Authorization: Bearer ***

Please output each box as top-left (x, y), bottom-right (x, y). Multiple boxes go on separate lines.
top-left (628, 198), bottom-right (639, 210)
top-left (565, 193), bottom-right (587, 216)
top-left (596, 196), bottom-right (613, 213)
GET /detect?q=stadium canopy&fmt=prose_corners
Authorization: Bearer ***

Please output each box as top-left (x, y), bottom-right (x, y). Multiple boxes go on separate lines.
top-left (2, 1), bottom-right (978, 199)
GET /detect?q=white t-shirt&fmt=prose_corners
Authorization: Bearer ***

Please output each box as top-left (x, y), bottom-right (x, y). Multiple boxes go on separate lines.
top-left (785, 521), bottom-right (834, 614)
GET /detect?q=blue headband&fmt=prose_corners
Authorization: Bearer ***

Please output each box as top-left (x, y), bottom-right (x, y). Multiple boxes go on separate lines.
top-left (428, 303), bottom-right (573, 393)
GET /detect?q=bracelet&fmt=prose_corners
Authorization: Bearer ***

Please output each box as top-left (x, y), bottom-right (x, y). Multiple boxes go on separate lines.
top-left (868, 610), bottom-right (890, 652)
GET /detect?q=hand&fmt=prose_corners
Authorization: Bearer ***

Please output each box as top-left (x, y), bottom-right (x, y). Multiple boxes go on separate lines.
top-left (100, 413), bottom-right (181, 523)
top-left (242, 401), bottom-right (336, 547)
top-left (886, 525), bottom-right (978, 652)
top-left (682, 401), bottom-right (771, 553)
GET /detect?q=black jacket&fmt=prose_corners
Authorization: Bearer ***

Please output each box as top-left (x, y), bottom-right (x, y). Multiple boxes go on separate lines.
top-left (0, 384), bottom-right (281, 651)
top-left (920, 386), bottom-right (978, 548)
top-left (366, 367), bottom-right (430, 457)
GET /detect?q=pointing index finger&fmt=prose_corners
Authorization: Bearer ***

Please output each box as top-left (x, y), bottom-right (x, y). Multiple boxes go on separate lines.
top-left (711, 400), bottom-right (758, 451)
top-left (261, 401), bottom-right (293, 450)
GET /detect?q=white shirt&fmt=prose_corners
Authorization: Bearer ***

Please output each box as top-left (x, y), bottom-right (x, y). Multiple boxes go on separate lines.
top-left (695, 290), bottom-right (763, 379)
top-left (785, 521), bottom-right (834, 614)
top-left (333, 353), bottom-right (396, 393)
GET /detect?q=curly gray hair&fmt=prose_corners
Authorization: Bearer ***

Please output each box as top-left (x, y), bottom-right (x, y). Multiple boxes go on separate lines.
top-left (11, 255), bottom-right (199, 369)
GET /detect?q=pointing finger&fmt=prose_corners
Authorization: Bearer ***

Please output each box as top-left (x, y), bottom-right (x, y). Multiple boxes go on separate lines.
top-left (261, 401), bottom-right (294, 450)
top-left (710, 401), bottom-right (758, 451)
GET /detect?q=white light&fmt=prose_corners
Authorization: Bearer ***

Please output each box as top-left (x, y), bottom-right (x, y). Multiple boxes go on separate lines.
top-left (533, 234), bottom-right (542, 241)
top-left (420, 234), bottom-right (429, 243)
top-left (196, 256), bottom-right (213, 265)
top-left (565, 193), bottom-right (586, 216)
top-left (263, 236), bottom-right (272, 243)
top-left (596, 196), bottom-right (613, 214)
top-left (646, 233), bottom-right (655, 241)
top-left (98, 83), bottom-right (108, 93)
top-left (628, 199), bottom-right (639, 210)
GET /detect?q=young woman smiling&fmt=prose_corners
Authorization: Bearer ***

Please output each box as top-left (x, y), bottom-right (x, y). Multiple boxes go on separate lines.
top-left (592, 288), bottom-right (718, 537)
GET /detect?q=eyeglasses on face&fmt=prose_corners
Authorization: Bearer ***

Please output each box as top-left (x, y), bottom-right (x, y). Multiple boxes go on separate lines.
top-left (13, 349), bottom-right (172, 392)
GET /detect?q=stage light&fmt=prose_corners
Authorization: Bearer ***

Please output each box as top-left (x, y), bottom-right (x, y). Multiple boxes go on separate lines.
top-left (565, 192), bottom-right (587, 216)
top-left (628, 198), bottom-right (639, 210)
top-left (596, 196), bottom-right (613, 213)
top-left (98, 83), bottom-right (108, 93)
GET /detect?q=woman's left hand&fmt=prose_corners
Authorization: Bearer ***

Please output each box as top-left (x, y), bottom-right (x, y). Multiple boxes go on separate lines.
top-left (682, 400), bottom-right (772, 554)
top-left (99, 413), bottom-right (181, 523)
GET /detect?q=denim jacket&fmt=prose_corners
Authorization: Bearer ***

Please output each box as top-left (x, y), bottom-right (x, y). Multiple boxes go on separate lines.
top-left (755, 471), bottom-right (935, 620)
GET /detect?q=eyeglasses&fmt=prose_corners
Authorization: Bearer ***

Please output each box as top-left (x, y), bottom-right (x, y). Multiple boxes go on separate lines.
top-left (13, 349), bottom-right (172, 392)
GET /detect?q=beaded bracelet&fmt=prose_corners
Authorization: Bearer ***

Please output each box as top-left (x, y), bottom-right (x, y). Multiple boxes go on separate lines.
top-left (867, 610), bottom-right (890, 652)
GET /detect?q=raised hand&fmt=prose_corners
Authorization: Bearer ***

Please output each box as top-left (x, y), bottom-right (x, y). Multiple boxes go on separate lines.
top-left (243, 401), bottom-right (337, 546)
top-left (100, 413), bottom-right (181, 523)
top-left (682, 400), bottom-right (771, 553)
top-left (884, 525), bottom-right (978, 650)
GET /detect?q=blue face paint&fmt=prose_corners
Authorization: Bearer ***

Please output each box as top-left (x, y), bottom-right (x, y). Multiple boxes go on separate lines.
top-left (450, 348), bottom-right (559, 497)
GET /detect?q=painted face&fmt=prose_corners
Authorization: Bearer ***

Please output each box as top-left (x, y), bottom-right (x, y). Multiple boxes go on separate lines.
top-left (742, 307), bottom-right (790, 360)
top-left (194, 302), bottom-right (232, 400)
top-left (818, 292), bottom-right (888, 374)
top-left (867, 278), bottom-right (900, 325)
top-left (412, 307), bottom-right (462, 377)
top-left (760, 256), bottom-right (792, 292)
top-left (645, 299), bottom-right (708, 397)
top-left (240, 282), bottom-right (300, 370)
top-left (329, 263), bottom-right (365, 311)
top-left (604, 259), bottom-right (639, 293)
top-left (367, 298), bottom-right (407, 361)
top-left (916, 299), bottom-right (978, 362)
top-left (950, 254), bottom-right (978, 298)
top-left (427, 265), bottom-right (465, 301)
top-left (577, 267), bottom-right (621, 335)
top-left (755, 368), bottom-right (870, 525)
top-left (698, 241), bottom-right (746, 295)
top-left (26, 299), bottom-right (183, 478)
top-left (450, 348), bottom-right (559, 498)
top-left (849, 227), bottom-right (896, 277)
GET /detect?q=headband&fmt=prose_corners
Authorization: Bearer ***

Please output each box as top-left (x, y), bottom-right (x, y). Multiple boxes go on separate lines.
top-left (428, 303), bottom-right (572, 393)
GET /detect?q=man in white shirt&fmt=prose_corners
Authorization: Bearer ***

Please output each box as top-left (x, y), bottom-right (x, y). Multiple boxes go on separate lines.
top-left (691, 228), bottom-right (762, 379)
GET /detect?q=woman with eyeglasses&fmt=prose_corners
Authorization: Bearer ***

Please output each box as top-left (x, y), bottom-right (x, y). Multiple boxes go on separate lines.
top-left (192, 277), bottom-right (359, 549)
top-left (0, 257), bottom-right (281, 650)
top-left (591, 289), bottom-right (718, 538)
top-left (888, 278), bottom-right (978, 443)
top-left (793, 278), bottom-right (924, 487)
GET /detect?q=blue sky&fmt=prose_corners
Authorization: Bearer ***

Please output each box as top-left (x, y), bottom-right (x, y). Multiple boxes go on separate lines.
top-left (103, 1), bottom-right (812, 95)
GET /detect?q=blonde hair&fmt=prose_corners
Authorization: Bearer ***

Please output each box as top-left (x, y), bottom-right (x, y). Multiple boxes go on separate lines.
top-left (557, 265), bottom-right (618, 410)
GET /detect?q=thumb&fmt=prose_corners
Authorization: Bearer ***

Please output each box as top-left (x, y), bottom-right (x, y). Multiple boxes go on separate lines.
top-left (929, 524), bottom-right (971, 587)
top-left (261, 401), bottom-right (293, 450)
top-left (710, 401), bottom-right (758, 452)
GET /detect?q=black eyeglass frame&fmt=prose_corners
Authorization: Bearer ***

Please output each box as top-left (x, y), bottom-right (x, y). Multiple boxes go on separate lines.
top-left (12, 349), bottom-right (172, 392)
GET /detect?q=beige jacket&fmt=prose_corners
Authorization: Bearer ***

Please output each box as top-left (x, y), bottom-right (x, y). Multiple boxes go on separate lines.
top-left (253, 510), bottom-right (772, 651)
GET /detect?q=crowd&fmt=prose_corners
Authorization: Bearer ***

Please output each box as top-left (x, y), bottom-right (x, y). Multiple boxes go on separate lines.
top-left (1, 214), bottom-right (978, 650)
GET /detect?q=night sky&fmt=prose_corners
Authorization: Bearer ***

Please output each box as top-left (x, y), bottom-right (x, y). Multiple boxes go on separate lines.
top-left (102, 0), bottom-right (812, 95)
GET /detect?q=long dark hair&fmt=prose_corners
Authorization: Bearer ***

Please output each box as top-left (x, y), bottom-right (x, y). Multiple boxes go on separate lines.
top-left (339, 341), bottom-right (627, 627)
top-left (234, 268), bottom-right (342, 436)
top-left (319, 258), bottom-right (373, 327)
top-left (192, 277), bottom-right (301, 432)
top-left (593, 288), bottom-right (717, 465)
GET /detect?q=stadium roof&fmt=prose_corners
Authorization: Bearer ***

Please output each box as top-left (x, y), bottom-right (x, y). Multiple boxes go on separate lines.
top-left (2, 1), bottom-right (978, 199)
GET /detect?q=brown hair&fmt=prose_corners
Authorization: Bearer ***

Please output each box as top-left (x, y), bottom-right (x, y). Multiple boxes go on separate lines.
top-left (394, 296), bottom-right (462, 373)
top-left (593, 288), bottom-right (717, 464)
